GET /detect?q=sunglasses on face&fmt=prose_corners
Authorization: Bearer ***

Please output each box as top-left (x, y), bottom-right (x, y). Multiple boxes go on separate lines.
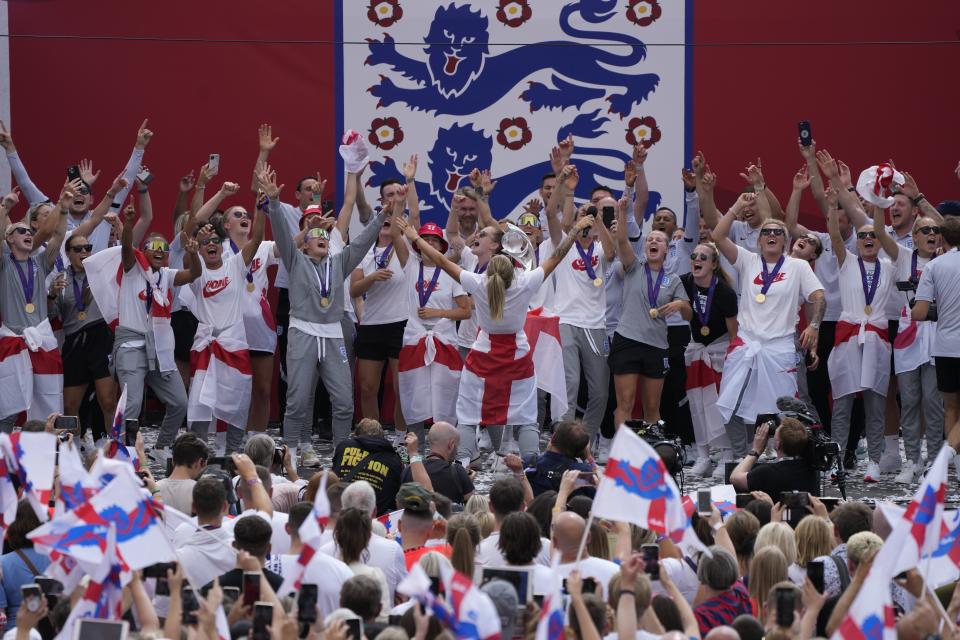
top-left (231, 210), bottom-right (251, 220)
top-left (76, 187), bottom-right (90, 196)
top-left (144, 240), bottom-right (169, 252)
top-left (917, 226), bottom-right (940, 235)
top-left (690, 252), bottom-right (713, 261)
top-left (307, 228), bottom-right (329, 240)
top-left (69, 244), bottom-right (93, 253)
top-left (199, 237), bottom-right (222, 246)
top-left (759, 228), bottom-right (785, 237)
top-left (857, 231), bottom-right (877, 240)
top-left (10, 227), bottom-right (34, 237)
top-left (518, 214), bottom-right (541, 228)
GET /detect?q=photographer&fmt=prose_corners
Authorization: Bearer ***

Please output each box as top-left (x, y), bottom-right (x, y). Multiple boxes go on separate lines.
top-left (331, 418), bottom-right (403, 516)
top-left (914, 215), bottom-right (960, 460)
top-left (730, 417), bottom-right (820, 497)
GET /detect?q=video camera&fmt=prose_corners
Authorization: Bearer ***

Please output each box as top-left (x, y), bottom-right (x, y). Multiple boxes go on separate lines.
top-left (897, 277), bottom-right (937, 321)
top-left (767, 396), bottom-right (841, 473)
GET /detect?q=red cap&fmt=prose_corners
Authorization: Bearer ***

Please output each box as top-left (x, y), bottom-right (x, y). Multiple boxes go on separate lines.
top-left (415, 222), bottom-right (448, 254)
top-left (299, 205), bottom-right (324, 229)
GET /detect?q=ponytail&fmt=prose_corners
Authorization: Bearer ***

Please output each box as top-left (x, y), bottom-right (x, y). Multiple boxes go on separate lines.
top-left (450, 526), bottom-right (476, 578)
top-left (486, 254), bottom-right (515, 320)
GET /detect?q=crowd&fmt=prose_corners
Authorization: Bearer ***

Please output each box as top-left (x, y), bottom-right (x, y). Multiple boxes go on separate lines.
top-left (0, 114), bottom-right (958, 640)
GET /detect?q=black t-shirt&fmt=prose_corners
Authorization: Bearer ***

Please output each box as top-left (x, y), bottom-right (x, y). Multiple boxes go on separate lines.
top-left (400, 455), bottom-right (474, 505)
top-left (746, 458), bottom-right (820, 497)
top-left (681, 273), bottom-right (738, 345)
top-left (332, 436), bottom-right (404, 516)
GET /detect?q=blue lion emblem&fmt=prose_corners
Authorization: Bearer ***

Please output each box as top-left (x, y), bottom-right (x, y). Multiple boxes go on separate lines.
top-left (603, 457), bottom-right (672, 500)
top-left (367, 0), bottom-right (658, 117)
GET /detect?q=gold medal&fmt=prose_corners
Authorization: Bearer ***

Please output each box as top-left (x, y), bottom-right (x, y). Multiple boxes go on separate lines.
top-left (649, 308), bottom-right (659, 319)
top-left (320, 296), bottom-right (330, 307)
top-left (700, 326), bottom-right (710, 337)
top-left (593, 277), bottom-right (602, 287)
top-left (77, 311), bottom-right (87, 321)
top-left (246, 282), bottom-right (255, 292)
top-left (755, 293), bottom-right (766, 304)
top-left (864, 304), bottom-right (873, 315)
top-left (24, 303), bottom-right (35, 313)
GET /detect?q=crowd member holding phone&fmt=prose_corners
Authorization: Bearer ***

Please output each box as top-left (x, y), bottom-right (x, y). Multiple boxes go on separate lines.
top-left (610, 195), bottom-right (691, 433)
top-left (0, 502), bottom-right (50, 632)
top-left (824, 191), bottom-right (895, 483)
top-left (712, 191), bottom-right (825, 455)
top-left (155, 432), bottom-right (209, 514)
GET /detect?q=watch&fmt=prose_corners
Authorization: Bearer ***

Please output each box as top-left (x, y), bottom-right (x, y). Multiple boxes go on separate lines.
top-left (747, 450), bottom-right (761, 458)
top-left (808, 321), bottom-right (820, 330)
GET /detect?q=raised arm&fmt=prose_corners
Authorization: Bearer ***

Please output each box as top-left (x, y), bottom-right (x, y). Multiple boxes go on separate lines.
top-left (121, 203), bottom-right (138, 272)
top-left (335, 171), bottom-right (359, 239)
top-left (390, 194), bottom-right (410, 268)
top-left (817, 150), bottom-right (869, 229)
top-left (682, 168), bottom-right (701, 242)
top-left (354, 166), bottom-right (375, 226)
top-left (558, 165), bottom-right (580, 234)
top-left (899, 171), bottom-right (944, 224)
top-left (402, 155), bottom-right (421, 230)
top-left (616, 196), bottom-right (636, 269)
top-left (445, 193), bottom-right (462, 240)
top-left (107, 119), bottom-right (152, 214)
top-left (784, 167), bottom-right (812, 238)
top-left (240, 195), bottom-right (267, 266)
top-left (826, 188), bottom-right (846, 267)
top-left (0, 121), bottom-right (49, 205)
top-left (398, 217), bottom-right (463, 283)
top-left (714, 193), bottom-right (753, 264)
top-left (632, 145), bottom-right (649, 240)
top-left (470, 170), bottom-right (498, 229)
top-left (872, 203), bottom-right (899, 260)
top-left (173, 171), bottom-right (194, 221)
top-left (340, 206), bottom-right (389, 276)
top-left (172, 235), bottom-right (201, 286)
top-left (191, 163), bottom-right (215, 217)
top-left (43, 184), bottom-right (73, 268)
top-left (541, 216), bottom-right (594, 279)
top-left (257, 167), bottom-right (296, 270)
top-left (131, 177), bottom-right (154, 247)
top-left (799, 138), bottom-right (829, 215)
top-left (697, 153), bottom-right (721, 229)
top-left (253, 123), bottom-right (279, 191)
top-left (194, 181), bottom-right (239, 224)
top-left (740, 161), bottom-right (773, 221)
top-left (0, 188), bottom-right (19, 239)
top-left (596, 212), bottom-right (616, 262)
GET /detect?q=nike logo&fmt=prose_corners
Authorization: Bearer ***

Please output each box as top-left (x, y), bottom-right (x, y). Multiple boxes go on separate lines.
top-left (203, 277), bottom-right (231, 298)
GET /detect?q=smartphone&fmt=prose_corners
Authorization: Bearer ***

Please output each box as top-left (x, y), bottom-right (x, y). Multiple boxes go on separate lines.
top-left (582, 577), bottom-right (598, 594)
top-left (252, 602), bottom-right (273, 640)
top-left (574, 471), bottom-right (596, 488)
top-left (297, 584), bottom-right (318, 624)
top-left (75, 619), bottom-right (129, 640)
top-left (124, 419), bottom-right (140, 447)
top-left (532, 594), bottom-right (544, 608)
top-left (142, 562), bottom-right (176, 579)
top-left (273, 446), bottom-right (284, 467)
top-left (21, 583), bottom-right (41, 613)
top-left (67, 165), bottom-right (82, 183)
top-left (798, 121), bottom-right (813, 147)
top-left (36, 577), bottom-right (63, 596)
top-left (208, 153), bottom-right (220, 175)
top-left (697, 489), bottom-right (712, 517)
top-left (181, 587), bottom-right (200, 625)
top-left (54, 415), bottom-right (80, 436)
top-left (388, 614), bottom-right (402, 626)
top-left (775, 586), bottom-right (795, 628)
top-left (243, 571), bottom-right (262, 607)
top-left (780, 491), bottom-right (810, 509)
top-left (428, 576), bottom-right (443, 597)
top-left (641, 543), bottom-right (660, 580)
top-left (807, 560), bottom-right (825, 594)
top-left (724, 462), bottom-right (737, 485)
top-left (155, 578), bottom-right (170, 596)
top-left (819, 497), bottom-right (840, 512)
top-left (602, 205), bottom-right (616, 228)
top-left (735, 493), bottom-right (754, 509)
top-left (756, 413), bottom-right (778, 428)
top-left (208, 456), bottom-right (237, 474)
top-left (136, 167), bottom-right (154, 185)
top-left (345, 618), bottom-right (363, 640)
top-left (480, 567), bottom-right (532, 603)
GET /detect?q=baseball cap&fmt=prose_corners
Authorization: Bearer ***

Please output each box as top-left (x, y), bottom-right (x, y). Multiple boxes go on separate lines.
top-left (396, 483), bottom-right (434, 516)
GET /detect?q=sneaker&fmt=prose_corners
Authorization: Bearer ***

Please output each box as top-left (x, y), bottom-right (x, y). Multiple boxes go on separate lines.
top-left (843, 451), bottom-right (857, 470)
top-left (855, 438), bottom-right (868, 460)
top-left (300, 446), bottom-right (320, 467)
top-left (478, 429), bottom-right (493, 452)
top-left (894, 460), bottom-right (919, 485)
top-left (712, 454), bottom-right (737, 484)
top-left (490, 454), bottom-right (511, 475)
top-left (596, 436), bottom-right (612, 465)
top-left (879, 436), bottom-right (901, 473)
top-left (690, 456), bottom-right (714, 478)
top-left (683, 445), bottom-right (697, 467)
top-left (864, 461), bottom-right (882, 483)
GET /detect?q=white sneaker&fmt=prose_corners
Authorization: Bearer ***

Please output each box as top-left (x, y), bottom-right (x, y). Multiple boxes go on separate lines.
top-left (478, 429), bottom-right (493, 452)
top-left (879, 436), bottom-right (901, 473)
top-left (894, 460), bottom-right (919, 485)
top-left (864, 461), bottom-right (882, 483)
top-left (490, 454), bottom-right (510, 475)
top-left (596, 436), bottom-right (612, 465)
top-left (300, 446), bottom-right (320, 467)
top-left (690, 455), bottom-right (714, 478)
top-left (711, 450), bottom-right (734, 483)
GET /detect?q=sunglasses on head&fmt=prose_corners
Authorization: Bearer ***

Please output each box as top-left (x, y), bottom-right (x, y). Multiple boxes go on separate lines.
top-left (917, 226), bottom-right (940, 235)
top-left (518, 214), bottom-right (541, 228)
top-left (144, 240), bottom-right (169, 252)
top-left (307, 228), bottom-right (329, 240)
top-left (690, 252), bottom-right (713, 261)
top-left (857, 231), bottom-right (877, 240)
top-left (10, 227), bottom-right (34, 237)
top-left (759, 228), bottom-right (785, 237)
top-left (199, 237), bottom-right (222, 246)
top-left (69, 244), bottom-right (93, 253)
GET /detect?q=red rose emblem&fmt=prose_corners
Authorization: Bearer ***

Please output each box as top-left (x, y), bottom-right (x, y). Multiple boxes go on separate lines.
top-left (496, 0), bottom-right (532, 28)
top-left (625, 116), bottom-right (661, 149)
top-left (626, 0), bottom-right (662, 27)
top-left (368, 116), bottom-right (405, 151)
top-left (496, 117), bottom-right (533, 151)
top-left (367, 0), bottom-right (403, 27)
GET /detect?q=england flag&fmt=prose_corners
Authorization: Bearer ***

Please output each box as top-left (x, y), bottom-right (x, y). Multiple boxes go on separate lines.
top-left (534, 555), bottom-right (564, 640)
top-left (889, 443), bottom-right (951, 576)
top-left (277, 473), bottom-right (329, 595)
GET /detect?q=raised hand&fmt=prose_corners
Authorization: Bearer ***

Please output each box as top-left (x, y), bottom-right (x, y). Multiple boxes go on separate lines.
top-left (793, 166), bottom-right (811, 191)
top-left (468, 167), bottom-right (482, 189)
top-left (798, 137), bottom-right (817, 160)
top-left (220, 182), bottom-right (240, 196)
top-left (900, 171), bottom-right (920, 199)
top-left (135, 119), bottom-right (153, 149)
top-left (184, 237), bottom-right (199, 255)
top-left (402, 154), bottom-right (418, 182)
top-left (837, 161), bottom-right (853, 189)
top-left (1, 186), bottom-right (20, 210)
top-left (255, 166), bottom-right (283, 199)
top-left (681, 167), bottom-right (696, 191)
top-left (815, 149), bottom-right (840, 180)
top-left (197, 162), bottom-right (216, 188)
top-left (550, 145), bottom-right (566, 174)
top-left (396, 216), bottom-right (418, 241)
top-left (196, 223), bottom-right (216, 242)
top-left (258, 123), bottom-right (279, 152)
top-left (692, 150), bottom-right (705, 179)
top-left (123, 203), bottom-right (137, 222)
top-left (61, 178), bottom-right (83, 206)
top-left (523, 198), bottom-right (543, 216)
top-left (733, 191), bottom-right (757, 212)
top-left (79, 158), bottom-right (100, 185)
top-left (739, 160), bottom-right (764, 188)
top-left (107, 175), bottom-right (129, 198)
top-left (624, 161), bottom-right (637, 188)
top-left (562, 164), bottom-right (580, 191)
top-left (558, 133), bottom-right (574, 161)
top-left (633, 143), bottom-right (648, 167)
top-left (573, 213), bottom-right (594, 233)
top-left (479, 169), bottom-right (497, 194)
top-left (179, 170), bottom-right (196, 192)
top-left (314, 172), bottom-right (327, 197)
top-left (0, 120), bottom-right (14, 152)
top-left (701, 165), bottom-right (716, 192)
top-left (824, 186), bottom-right (839, 209)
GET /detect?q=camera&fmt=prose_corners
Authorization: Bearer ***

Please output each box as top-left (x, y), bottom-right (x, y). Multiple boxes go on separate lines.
top-left (898, 278), bottom-right (937, 321)
top-left (771, 397), bottom-right (840, 473)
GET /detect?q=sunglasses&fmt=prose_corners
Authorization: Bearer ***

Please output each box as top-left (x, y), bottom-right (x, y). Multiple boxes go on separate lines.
top-left (69, 244), bottom-right (94, 253)
top-left (77, 187), bottom-right (90, 196)
top-left (690, 252), bottom-right (713, 261)
top-left (307, 228), bottom-right (329, 240)
top-left (230, 210), bottom-right (251, 220)
top-left (144, 240), bottom-right (169, 252)
top-left (759, 228), bottom-right (785, 237)
top-left (857, 231), bottom-right (877, 240)
top-left (518, 214), bottom-right (541, 228)
top-left (10, 227), bottom-right (34, 237)
top-left (199, 237), bottom-right (223, 246)
top-left (917, 226), bottom-right (940, 235)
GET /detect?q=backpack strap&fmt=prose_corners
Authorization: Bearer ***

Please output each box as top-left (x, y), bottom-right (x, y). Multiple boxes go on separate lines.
top-left (15, 549), bottom-right (41, 577)
top-left (830, 554), bottom-right (851, 591)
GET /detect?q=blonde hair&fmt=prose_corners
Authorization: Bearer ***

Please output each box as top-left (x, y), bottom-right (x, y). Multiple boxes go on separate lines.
top-left (486, 254), bottom-right (515, 321)
top-left (695, 242), bottom-right (732, 286)
top-left (755, 218), bottom-right (790, 254)
top-left (755, 522), bottom-right (797, 566)
top-left (748, 546), bottom-right (788, 618)
top-left (464, 494), bottom-right (489, 516)
top-left (475, 511), bottom-right (496, 538)
top-left (795, 516), bottom-right (833, 568)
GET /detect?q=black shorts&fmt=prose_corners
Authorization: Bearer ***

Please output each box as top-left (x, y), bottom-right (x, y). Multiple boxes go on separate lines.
top-left (607, 332), bottom-right (669, 379)
top-left (171, 309), bottom-right (199, 363)
top-left (355, 320), bottom-right (407, 361)
top-left (935, 356), bottom-right (960, 393)
top-left (62, 321), bottom-right (113, 387)
top-left (249, 350), bottom-right (273, 359)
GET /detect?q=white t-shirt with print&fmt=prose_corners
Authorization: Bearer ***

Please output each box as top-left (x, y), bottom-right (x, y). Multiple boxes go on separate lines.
top-left (733, 247), bottom-right (823, 340)
top-left (551, 239), bottom-right (607, 330)
top-left (402, 253), bottom-right (465, 342)
top-left (356, 244), bottom-right (407, 325)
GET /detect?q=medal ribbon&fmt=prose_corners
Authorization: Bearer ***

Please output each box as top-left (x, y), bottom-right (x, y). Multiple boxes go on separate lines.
top-left (692, 275), bottom-right (717, 328)
top-left (315, 259), bottom-right (331, 299)
top-left (911, 250), bottom-right (920, 280)
top-left (474, 262), bottom-right (488, 275)
top-left (575, 241), bottom-right (597, 281)
top-left (760, 255), bottom-right (785, 297)
top-left (71, 268), bottom-right (87, 312)
top-left (858, 257), bottom-right (880, 308)
top-left (644, 263), bottom-right (665, 308)
top-left (417, 263), bottom-right (443, 308)
top-left (375, 243), bottom-right (394, 269)
top-left (11, 257), bottom-right (34, 307)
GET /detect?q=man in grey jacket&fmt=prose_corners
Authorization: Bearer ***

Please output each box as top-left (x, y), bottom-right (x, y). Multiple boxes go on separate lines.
top-left (257, 167), bottom-right (389, 460)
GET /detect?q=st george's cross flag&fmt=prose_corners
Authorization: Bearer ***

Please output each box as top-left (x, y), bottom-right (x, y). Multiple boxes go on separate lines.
top-left (54, 523), bottom-right (126, 640)
top-left (534, 555), bottom-right (564, 640)
top-left (2, 430), bottom-right (57, 521)
top-left (277, 472), bottom-right (329, 595)
top-left (889, 443), bottom-right (951, 576)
